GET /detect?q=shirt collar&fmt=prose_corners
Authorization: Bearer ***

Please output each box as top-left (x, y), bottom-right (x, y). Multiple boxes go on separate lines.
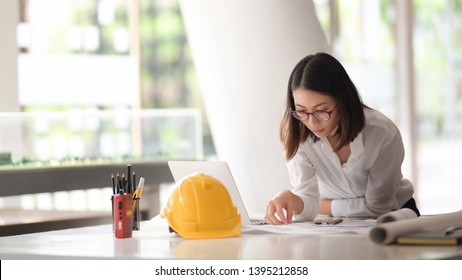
top-left (319, 132), bottom-right (364, 158)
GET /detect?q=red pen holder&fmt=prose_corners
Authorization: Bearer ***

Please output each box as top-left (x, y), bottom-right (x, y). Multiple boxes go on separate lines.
top-left (113, 194), bottom-right (134, 238)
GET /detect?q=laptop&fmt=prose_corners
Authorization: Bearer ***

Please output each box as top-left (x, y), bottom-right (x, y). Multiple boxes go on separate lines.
top-left (167, 160), bottom-right (267, 225)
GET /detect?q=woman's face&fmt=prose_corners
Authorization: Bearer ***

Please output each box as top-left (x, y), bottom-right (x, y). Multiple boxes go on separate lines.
top-left (292, 87), bottom-right (339, 139)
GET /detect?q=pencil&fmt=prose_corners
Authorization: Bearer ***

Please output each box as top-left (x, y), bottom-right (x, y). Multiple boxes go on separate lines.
top-left (116, 173), bottom-right (121, 194)
top-left (121, 173), bottom-right (126, 193)
top-left (132, 171), bottom-right (140, 230)
top-left (111, 174), bottom-right (116, 195)
top-left (127, 164), bottom-right (132, 194)
top-left (132, 177), bottom-right (145, 210)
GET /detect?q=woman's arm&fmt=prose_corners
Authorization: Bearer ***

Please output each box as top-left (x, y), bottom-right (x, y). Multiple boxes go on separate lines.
top-left (319, 199), bottom-right (332, 215)
top-left (331, 127), bottom-right (405, 217)
top-left (285, 147), bottom-right (320, 221)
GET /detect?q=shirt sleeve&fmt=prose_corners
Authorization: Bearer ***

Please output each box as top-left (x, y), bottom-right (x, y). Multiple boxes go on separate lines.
top-left (331, 126), bottom-right (405, 217)
top-left (287, 146), bottom-right (320, 221)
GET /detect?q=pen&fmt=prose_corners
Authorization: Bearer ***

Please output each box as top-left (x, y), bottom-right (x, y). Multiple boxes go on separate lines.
top-left (327, 218), bottom-right (343, 225)
top-left (444, 226), bottom-right (456, 235)
top-left (314, 218), bottom-right (343, 225)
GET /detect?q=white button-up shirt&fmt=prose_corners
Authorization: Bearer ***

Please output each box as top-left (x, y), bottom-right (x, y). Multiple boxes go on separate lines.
top-left (289, 108), bottom-right (415, 220)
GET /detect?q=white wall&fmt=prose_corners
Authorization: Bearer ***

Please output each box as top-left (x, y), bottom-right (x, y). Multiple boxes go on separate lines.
top-left (0, 0), bottom-right (20, 112)
top-left (180, 0), bottom-right (328, 214)
top-left (0, 1), bottom-right (21, 209)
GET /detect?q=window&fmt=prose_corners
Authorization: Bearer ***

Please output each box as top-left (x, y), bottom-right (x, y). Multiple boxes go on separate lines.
top-left (314, 0), bottom-right (462, 214)
top-left (2, 0), bottom-right (211, 212)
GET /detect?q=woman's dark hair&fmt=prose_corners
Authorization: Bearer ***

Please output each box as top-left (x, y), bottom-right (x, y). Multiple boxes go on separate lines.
top-left (280, 52), bottom-right (366, 160)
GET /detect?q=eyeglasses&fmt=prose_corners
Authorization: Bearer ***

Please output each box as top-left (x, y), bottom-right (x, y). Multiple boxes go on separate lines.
top-left (290, 107), bottom-right (336, 122)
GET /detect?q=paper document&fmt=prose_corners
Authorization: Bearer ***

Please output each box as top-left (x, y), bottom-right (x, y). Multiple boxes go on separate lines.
top-left (146, 215), bottom-right (376, 236)
top-left (242, 219), bottom-right (375, 235)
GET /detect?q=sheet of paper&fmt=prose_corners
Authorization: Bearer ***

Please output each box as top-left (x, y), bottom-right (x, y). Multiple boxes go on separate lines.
top-left (242, 219), bottom-right (376, 235)
top-left (146, 215), bottom-right (376, 236)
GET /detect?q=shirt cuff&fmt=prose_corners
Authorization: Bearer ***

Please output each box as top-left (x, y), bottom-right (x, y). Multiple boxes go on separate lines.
top-left (331, 199), bottom-right (346, 217)
top-left (293, 194), bottom-right (319, 221)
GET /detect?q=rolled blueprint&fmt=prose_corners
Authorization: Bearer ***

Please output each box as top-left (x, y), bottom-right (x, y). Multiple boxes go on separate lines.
top-left (376, 208), bottom-right (417, 224)
top-left (369, 210), bottom-right (462, 245)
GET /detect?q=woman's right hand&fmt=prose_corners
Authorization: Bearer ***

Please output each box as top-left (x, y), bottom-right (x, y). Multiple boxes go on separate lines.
top-left (265, 190), bottom-right (303, 225)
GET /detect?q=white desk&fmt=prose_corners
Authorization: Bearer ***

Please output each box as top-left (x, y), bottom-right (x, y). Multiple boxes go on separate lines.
top-left (1, 217), bottom-right (461, 260)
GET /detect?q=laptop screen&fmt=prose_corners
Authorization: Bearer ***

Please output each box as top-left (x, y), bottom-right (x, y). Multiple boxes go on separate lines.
top-left (167, 160), bottom-right (252, 225)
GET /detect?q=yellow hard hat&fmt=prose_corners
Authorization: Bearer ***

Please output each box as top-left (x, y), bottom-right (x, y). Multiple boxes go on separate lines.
top-left (162, 173), bottom-right (241, 239)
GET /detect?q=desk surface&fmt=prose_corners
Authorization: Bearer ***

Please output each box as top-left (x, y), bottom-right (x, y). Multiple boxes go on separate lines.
top-left (1, 217), bottom-right (462, 260)
top-left (0, 209), bottom-right (112, 236)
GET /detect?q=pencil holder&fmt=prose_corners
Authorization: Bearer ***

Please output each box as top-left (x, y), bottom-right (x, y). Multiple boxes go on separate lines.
top-left (111, 164), bottom-right (144, 233)
top-left (113, 193), bottom-right (134, 238)
top-left (111, 195), bottom-right (114, 232)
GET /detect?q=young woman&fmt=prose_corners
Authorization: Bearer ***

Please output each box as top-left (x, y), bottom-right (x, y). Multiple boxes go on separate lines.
top-left (265, 52), bottom-right (420, 225)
